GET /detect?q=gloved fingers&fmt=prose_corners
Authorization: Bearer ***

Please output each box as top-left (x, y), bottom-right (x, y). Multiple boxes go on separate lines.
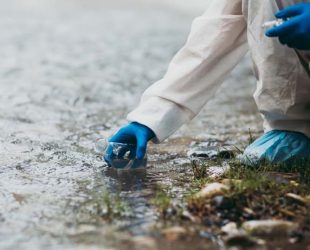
top-left (279, 35), bottom-right (289, 45)
top-left (278, 32), bottom-right (295, 46)
top-left (109, 129), bottom-right (126, 142)
top-left (275, 3), bottom-right (304, 19)
top-left (136, 132), bottom-right (148, 160)
top-left (288, 41), bottom-right (310, 50)
top-left (107, 123), bottom-right (154, 160)
top-left (109, 127), bottom-right (135, 144)
top-left (128, 148), bottom-right (136, 159)
top-left (286, 37), bottom-right (303, 49)
top-left (280, 33), bottom-right (309, 50)
top-left (265, 17), bottom-right (300, 37)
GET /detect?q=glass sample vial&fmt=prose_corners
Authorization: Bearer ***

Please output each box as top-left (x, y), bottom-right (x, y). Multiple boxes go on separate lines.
top-left (95, 138), bottom-right (147, 170)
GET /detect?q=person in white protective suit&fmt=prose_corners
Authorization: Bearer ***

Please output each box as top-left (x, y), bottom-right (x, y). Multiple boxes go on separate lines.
top-left (108, 0), bottom-right (310, 166)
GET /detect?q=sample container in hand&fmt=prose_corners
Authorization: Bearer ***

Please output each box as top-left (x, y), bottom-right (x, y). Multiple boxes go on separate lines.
top-left (95, 139), bottom-right (147, 169)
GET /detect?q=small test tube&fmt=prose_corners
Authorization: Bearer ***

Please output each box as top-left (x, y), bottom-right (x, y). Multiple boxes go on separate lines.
top-left (262, 19), bottom-right (285, 29)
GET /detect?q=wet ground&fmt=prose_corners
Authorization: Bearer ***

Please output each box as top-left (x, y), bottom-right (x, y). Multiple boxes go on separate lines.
top-left (0, 1), bottom-right (264, 249)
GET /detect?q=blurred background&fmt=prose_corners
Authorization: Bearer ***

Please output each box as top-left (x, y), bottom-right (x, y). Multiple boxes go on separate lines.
top-left (2, 0), bottom-right (207, 12)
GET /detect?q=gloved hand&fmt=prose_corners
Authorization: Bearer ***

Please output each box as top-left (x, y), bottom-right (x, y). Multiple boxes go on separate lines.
top-left (239, 130), bottom-right (310, 166)
top-left (265, 3), bottom-right (310, 50)
top-left (109, 122), bottom-right (155, 160)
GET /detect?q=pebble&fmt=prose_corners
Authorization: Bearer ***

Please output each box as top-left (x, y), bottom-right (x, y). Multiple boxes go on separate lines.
top-left (211, 196), bottom-right (234, 209)
top-left (243, 207), bottom-right (255, 215)
top-left (195, 183), bottom-right (229, 199)
top-left (188, 145), bottom-right (235, 160)
top-left (285, 193), bottom-right (308, 206)
top-left (221, 222), bottom-right (240, 235)
top-left (162, 226), bottom-right (187, 241)
top-left (181, 210), bottom-right (199, 223)
top-left (69, 224), bottom-right (97, 235)
top-left (279, 208), bottom-right (296, 218)
top-left (221, 222), bottom-right (266, 247)
top-left (206, 163), bottom-right (231, 178)
top-left (199, 231), bottom-right (216, 240)
top-left (242, 220), bottom-right (298, 237)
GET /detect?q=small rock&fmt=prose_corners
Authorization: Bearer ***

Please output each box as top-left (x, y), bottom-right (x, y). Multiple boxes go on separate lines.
top-left (206, 163), bottom-right (231, 178)
top-left (289, 180), bottom-right (300, 187)
top-left (242, 207), bottom-right (255, 220)
top-left (243, 207), bottom-right (255, 215)
top-left (166, 207), bottom-right (177, 217)
top-left (242, 220), bottom-right (298, 237)
top-left (71, 224), bottom-right (97, 235)
top-left (224, 234), bottom-right (260, 247)
top-left (12, 193), bottom-right (27, 204)
top-left (289, 237), bottom-right (299, 244)
top-left (188, 145), bottom-right (235, 160)
top-left (285, 193), bottom-right (308, 206)
top-left (289, 231), bottom-right (304, 244)
top-left (162, 226), bottom-right (187, 241)
top-left (195, 183), bottom-right (229, 199)
top-left (211, 196), bottom-right (234, 209)
top-left (218, 149), bottom-right (235, 159)
top-left (181, 210), bottom-right (199, 223)
top-left (199, 231), bottom-right (216, 240)
top-left (221, 222), bottom-right (240, 235)
top-left (279, 208), bottom-right (296, 218)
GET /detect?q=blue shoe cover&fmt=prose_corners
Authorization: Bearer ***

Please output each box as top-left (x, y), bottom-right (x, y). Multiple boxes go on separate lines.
top-left (239, 130), bottom-right (310, 166)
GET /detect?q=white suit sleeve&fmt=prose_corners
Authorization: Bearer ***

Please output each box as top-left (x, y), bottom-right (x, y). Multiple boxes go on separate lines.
top-left (127, 0), bottom-right (248, 143)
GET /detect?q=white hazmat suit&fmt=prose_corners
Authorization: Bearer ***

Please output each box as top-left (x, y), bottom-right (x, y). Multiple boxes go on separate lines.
top-left (127, 0), bottom-right (310, 159)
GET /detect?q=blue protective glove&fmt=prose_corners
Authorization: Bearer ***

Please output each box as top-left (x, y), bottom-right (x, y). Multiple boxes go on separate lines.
top-left (265, 3), bottom-right (310, 50)
top-left (109, 122), bottom-right (155, 160)
top-left (239, 130), bottom-right (310, 166)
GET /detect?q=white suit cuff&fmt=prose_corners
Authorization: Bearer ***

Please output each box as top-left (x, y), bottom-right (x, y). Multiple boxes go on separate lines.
top-left (127, 97), bottom-right (195, 143)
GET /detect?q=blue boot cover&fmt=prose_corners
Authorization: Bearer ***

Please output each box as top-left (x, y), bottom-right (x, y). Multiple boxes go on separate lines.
top-left (239, 130), bottom-right (310, 166)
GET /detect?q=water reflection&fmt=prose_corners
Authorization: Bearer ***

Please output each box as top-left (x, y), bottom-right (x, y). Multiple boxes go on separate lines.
top-left (103, 167), bottom-right (157, 235)
top-left (104, 167), bottom-right (148, 192)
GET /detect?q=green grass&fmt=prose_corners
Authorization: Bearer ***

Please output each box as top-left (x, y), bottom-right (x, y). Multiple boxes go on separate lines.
top-left (151, 187), bottom-right (172, 217)
top-left (185, 156), bottom-right (310, 225)
top-left (82, 190), bottom-right (130, 222)
top-left (151, 144), bottom-right (310, 227)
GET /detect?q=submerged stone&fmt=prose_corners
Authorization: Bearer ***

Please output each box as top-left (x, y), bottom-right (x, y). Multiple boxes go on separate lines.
top-left (162, 226), bottom-right (187, 241)
top-left (224, 233), bottom-right (260, 247)
top-left (131, 236), bottom-right (157, 250)
top-left (242, 220), bottom-right (298, 237)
